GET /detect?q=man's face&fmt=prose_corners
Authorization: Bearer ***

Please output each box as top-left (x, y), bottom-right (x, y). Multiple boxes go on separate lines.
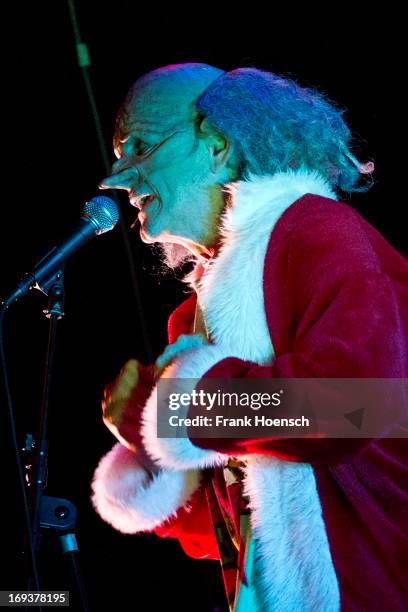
top-left (100, 69), bottom-right (233, 256)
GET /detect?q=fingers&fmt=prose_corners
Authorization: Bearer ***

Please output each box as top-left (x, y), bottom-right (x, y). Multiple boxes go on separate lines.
top-left (112, 359), bottom-right (139, 399)
top-left (155, 333), bottom-right (207, 372)
top-left (103, 418), bottom-right (137, 454)
top-left (153, 361), bottom-right (167, 380)
top-left (103, 359), bottom-right (139, 423)
top-left (115, 359), bottom-right (139, 396)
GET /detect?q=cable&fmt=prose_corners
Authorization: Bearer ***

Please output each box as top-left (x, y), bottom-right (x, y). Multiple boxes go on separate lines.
top-left (0, 307), bottom-right (40, 591)
top-left (66, 551), bottom-right (89, 612)
top-left (66, 0), bottom-right (153, 362)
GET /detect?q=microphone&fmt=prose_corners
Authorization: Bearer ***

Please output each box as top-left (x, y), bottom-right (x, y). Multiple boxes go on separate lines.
top-left (2, 196), bottom-right (119, 309)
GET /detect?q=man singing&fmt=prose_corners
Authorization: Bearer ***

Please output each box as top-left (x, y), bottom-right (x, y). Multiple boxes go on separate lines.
top-left (91, 63), bottom-right (408, 611)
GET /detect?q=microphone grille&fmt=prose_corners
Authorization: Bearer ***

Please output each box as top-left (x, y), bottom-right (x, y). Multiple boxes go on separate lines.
top-left (82, 196), bottom-right (120, 234)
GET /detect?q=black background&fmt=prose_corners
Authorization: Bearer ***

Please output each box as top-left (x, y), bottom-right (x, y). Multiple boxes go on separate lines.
top-left (0, 4), bottom-right (402, 611)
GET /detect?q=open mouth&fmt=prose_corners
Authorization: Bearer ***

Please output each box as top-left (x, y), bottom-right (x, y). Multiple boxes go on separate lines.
top-left (130, 193), bottom-right (155, 210)
top-left (130, 194), bottom-right (155, 229)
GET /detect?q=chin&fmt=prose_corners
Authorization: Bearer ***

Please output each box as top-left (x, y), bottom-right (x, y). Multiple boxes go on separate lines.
top-left (140, 221), bottom-right (177, 244)
top-left (140, 227), bottom-right (155, 244)
top-left (139, 219), bottom-right (165, 244)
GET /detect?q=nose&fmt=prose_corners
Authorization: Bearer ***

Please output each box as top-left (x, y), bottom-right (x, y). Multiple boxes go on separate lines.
top-left (99, 164), bottom-right (140, 192)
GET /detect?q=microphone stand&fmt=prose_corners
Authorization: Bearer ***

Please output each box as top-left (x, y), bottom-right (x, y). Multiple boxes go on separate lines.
top-left (25, 270), bottom-right (89, 612)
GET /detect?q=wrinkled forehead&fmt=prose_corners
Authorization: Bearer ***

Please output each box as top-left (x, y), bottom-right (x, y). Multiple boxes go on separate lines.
top-left (114, 65), bottom-right (224, 151)
top-left (115, 74), bottom-right (197, 144)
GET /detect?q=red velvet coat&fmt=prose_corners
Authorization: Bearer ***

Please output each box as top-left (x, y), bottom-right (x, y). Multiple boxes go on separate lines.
top-left (92, 172), bottom-right (408, 611)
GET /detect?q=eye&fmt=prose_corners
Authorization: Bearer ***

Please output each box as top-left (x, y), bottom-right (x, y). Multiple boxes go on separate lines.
top-left (132, 138), bottom-right (151, 157)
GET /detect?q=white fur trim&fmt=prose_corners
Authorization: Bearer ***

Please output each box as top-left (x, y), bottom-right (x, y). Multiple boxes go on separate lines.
top-left (196, 170), bottom-right (337, 364)
top-left (243, 456), bottom-right (340, 611)
top-left (91, 443), bottom-right (201, 533)
top-left (141, 343), bottom-right (239, 470)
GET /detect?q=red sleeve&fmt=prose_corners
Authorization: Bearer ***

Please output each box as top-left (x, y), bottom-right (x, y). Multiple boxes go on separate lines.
top-left (105, 362), bottom-right (219, 559)
top-left (188, 206), bottom-right (407, 464)
top-left (153, 482), bottom-right (220, 561)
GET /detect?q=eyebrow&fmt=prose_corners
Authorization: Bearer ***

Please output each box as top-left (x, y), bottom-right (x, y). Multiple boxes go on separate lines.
top-left (114, 127), bottom-right (186, 160)
top-left (114, 123), bottom-right (172, 152)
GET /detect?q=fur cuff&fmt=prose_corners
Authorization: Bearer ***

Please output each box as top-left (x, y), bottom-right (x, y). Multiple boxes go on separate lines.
top-left (141, 343), bottom-right (241, 470)
top-left (91, 443), bottom-right (201, 533)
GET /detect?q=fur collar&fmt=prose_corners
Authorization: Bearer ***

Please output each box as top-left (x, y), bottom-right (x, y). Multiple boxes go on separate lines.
top-left (220, 169), bottom-right (337, 235)
top-left (200, 169), bottom-right (336, 256)
top-left (195, 170), bottom-right (337, 364)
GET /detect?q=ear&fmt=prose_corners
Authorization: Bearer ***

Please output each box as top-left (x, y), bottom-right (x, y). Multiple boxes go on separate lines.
top-left (196, 115), bottom-right (230, 170)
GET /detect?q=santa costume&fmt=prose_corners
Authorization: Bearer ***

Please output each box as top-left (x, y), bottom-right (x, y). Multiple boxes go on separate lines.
top-left (92, 170), bottom-right (408, 611)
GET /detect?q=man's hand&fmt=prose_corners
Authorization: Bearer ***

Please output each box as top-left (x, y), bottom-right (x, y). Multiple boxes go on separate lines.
top-left (155, 333), bottom-right (207, 372)
top-left (102, 334), bottom-right (207, 472)
top-left (102, 359), bottom-right (154, 452)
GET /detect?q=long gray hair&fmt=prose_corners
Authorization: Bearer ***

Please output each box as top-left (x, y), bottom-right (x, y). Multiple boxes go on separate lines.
top-left (196, 67), bottom-right (373, 193)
